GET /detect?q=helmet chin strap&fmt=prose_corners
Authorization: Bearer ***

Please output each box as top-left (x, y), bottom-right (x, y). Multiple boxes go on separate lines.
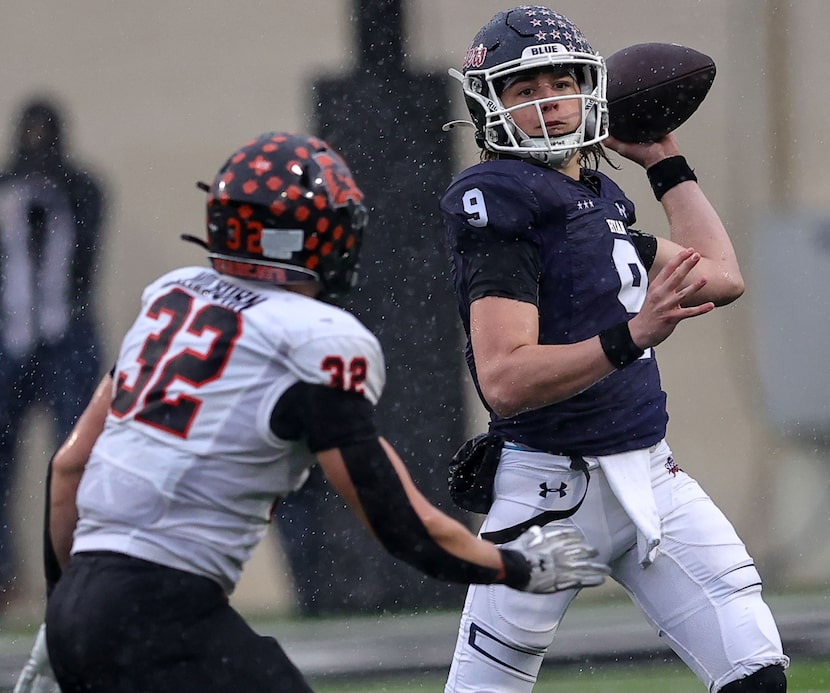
top-left (517, 132), bottom-right (581, 169)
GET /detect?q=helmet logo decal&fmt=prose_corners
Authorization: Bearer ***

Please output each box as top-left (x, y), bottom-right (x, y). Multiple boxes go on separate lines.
top-left (313, 151), bottom-right (363, 208)
top-left (463, 44), bottom-right (488, 69)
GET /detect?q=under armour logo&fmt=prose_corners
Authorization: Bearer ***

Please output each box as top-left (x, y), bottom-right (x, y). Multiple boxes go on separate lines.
top-left (539, 482), bottom-right (567, 498)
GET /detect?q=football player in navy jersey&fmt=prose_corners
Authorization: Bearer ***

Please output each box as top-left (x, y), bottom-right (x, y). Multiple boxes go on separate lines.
top-left (13, 132), bottom-right (609, 693)
top-left (441, 6), bottom-right (787, 693)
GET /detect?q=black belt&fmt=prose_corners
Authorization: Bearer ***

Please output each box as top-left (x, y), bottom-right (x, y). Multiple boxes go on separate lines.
top-left (481, 455), bottom-right (590, 545)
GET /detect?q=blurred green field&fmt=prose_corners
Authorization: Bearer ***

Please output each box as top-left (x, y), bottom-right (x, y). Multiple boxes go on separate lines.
top-left (311, 657), bottom-right (830, 692)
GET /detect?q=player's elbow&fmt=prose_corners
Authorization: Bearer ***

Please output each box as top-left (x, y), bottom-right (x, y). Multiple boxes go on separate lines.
top-left (711, 272), bottom-right (745, 306)
top-left (489, 399), bottom-right (525, 420)
top-left (479, 379), bottom-right (527, 419)
top-left (51, 447), bottom-right (76, 477)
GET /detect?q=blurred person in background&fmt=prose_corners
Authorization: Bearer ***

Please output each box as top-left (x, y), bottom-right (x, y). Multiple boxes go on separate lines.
top-left (0, 96), bottom-right (105, 609)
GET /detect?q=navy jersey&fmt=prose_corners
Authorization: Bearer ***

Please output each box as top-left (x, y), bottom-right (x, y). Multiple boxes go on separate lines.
top-left (441, 159), bottom-right (667, 456)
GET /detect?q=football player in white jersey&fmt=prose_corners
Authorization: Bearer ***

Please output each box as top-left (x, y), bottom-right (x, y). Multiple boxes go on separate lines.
top-left (13, 132), bottom-right (608, 693)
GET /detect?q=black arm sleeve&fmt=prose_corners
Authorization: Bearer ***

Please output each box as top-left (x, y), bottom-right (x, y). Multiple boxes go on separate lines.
top-left (338, 437), bottom-right (508, 585)
top-left (270, 383), bottom-right (530, 586)
top-left (461, 235), bottom-right (541, 305)
top-left (629, 229), bottom-right (658, 271)
top-left (270, 382), bottom-right (378, 452)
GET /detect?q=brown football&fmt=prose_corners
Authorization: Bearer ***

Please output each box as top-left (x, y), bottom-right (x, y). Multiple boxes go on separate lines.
top-left (605, 42), bottom-right (716, 143)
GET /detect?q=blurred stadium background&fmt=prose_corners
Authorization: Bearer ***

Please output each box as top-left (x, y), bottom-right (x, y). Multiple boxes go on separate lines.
top-left (0, 0), bottom-right (828, 686)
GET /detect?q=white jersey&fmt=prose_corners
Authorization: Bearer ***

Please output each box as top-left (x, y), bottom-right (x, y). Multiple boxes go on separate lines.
top-left (73, 266), bottom-right (385, 593)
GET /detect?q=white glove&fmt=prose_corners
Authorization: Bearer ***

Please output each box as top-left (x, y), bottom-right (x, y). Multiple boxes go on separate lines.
top-left (13, 623), bottom-right (60, 693)
top-left (507, 525), bottom-right (609, 593)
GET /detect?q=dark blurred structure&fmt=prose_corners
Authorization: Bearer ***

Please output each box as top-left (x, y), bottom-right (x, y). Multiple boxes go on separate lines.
top-left (274, 0), bottom-right (468, 615)
top-left (0, 96), bottom-right (105, 606)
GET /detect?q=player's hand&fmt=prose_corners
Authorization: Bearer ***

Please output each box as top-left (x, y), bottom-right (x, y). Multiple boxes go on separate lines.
top-left (507, 525), bottom-right (609, 593)
top-left (604, 131), bottom-right (681, 169)
top-left (628, 246), bottom-right (714, 350)
top-left (13, 623), bottom-right (59, 693)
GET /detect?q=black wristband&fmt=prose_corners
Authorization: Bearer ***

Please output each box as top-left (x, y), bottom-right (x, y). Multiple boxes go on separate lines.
top-left (646, 155), bottom-right (697, 201)
top-left (599, 322), bottom-right (644, 369)
top-left (498, 548), bottom-right (531, 589)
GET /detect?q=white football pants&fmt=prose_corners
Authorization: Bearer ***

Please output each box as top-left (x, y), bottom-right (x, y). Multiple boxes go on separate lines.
top-left (445, 440), bottom-right (788, 693)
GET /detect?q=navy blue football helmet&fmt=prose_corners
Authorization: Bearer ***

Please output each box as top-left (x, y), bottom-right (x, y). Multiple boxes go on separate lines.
top-left (450, 6), bottom-right (608, 167)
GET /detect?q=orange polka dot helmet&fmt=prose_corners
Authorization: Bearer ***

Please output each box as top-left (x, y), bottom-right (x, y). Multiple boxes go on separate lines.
top-left (191, 132), bottom-right (368, 298)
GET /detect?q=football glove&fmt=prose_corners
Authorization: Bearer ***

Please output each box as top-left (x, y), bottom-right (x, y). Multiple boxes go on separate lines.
top-left (501, 525), bottom-right (609, 593)
top-left (13, 623), bottom-right (59, 693)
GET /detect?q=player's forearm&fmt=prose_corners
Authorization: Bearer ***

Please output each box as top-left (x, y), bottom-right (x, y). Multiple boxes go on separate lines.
top-left (424, 513), bottom-right (504, 571)
top-left (376, 439), bottom-right (502, 571)
top-left (661, 184), bottom-right (744, 305)
top-left (325, 439), bottom-right (510, 584)
top-left (475, 339), bottom-right (616, 418)
top-left (47, 373), bottom-right (112, 568)
top-left (50, 469), bottom-right (82, 568)
top-left (470, 298), bottom-right (617, 417)
top-left (402, 482), bottom-right (502, 571)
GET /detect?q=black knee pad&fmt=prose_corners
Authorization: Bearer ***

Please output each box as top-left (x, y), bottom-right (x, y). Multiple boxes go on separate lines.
top-left (719, 664), bottom-right (786, 692)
